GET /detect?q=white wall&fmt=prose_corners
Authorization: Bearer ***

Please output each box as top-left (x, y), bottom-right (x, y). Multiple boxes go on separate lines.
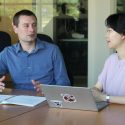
top-left (88, 0), bottom-right (116, 87)
top-left (36, 0), bottom-right (54, 38)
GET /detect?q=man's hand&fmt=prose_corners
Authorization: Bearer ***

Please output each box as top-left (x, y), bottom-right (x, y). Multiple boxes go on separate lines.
top-left (31, 80), bottom-right (44, 96)
top-left (0, 76), bottom-right (6, 92)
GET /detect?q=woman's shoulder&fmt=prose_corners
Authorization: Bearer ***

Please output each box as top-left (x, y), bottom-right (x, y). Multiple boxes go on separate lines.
top-left (105, 53), bottom-right (118, 64)
top-left (108, 53), bottom-right (118, 59)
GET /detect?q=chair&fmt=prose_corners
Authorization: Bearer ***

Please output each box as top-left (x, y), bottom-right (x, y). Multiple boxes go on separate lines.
top-left (0, 31), bottom-right (11, 52)
top-left (37, 33), bottom-right (54, 43)
top-left (0, 31), bottom-right (12, 87)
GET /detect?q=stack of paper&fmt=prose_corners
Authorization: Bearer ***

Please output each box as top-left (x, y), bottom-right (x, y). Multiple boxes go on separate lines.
top-left (0, 95), bottom-right (46, 107)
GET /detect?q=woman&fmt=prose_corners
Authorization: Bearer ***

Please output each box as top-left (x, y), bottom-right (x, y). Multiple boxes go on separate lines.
top-left (93, 13), bottom-right (125, 104)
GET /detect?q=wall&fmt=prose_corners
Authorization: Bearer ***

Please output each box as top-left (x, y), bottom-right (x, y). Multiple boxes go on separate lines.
top-left (88, 0), bottom-right (116, 87)
top-left (36, 0), bottom-right (54, 38)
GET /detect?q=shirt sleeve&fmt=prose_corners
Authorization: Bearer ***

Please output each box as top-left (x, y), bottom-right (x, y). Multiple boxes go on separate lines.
top-left (0, 48), bottom-right (9, 75)
top-left (98, 57), bottom-right (111, 87)
top-left (52, 45), bottom-right (70, 86)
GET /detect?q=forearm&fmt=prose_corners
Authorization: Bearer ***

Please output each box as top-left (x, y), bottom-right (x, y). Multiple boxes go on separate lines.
top-left (109, 96), bottom-right (125, 104)
top-left (93, 82), bottom-right (125, 104)
top-left (93, 87), bottom-right (125, 104)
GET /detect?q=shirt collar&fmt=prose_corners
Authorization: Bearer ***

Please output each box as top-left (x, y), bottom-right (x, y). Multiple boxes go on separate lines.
top-left (15, 38), bottom-right (45, 54)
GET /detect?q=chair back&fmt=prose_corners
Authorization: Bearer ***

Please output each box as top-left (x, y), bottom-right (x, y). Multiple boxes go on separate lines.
top-left (37, 33), bottom-right (54, 43)
top-left (0, 31), bottom-right (11, 52)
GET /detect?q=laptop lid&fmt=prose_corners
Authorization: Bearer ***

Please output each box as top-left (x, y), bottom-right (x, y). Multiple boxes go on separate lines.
top-left (41, 84), bottom-right (108, 111)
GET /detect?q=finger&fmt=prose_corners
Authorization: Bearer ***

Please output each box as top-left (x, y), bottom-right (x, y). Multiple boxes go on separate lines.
top-left (31, 80), bottom-right (40, 85)
top-left (32, 80), bottom-right (40, 89)
top-left (0, 86), bottom-right (5, 89)
top-left (0, 76), bottom-right (6, 82)
top-left (31, 80), bottom-right (37, 85)
top-left (36, 87), bottom-right (40, 92)
top-left (0, 85), bottom-right (5, 92)
top-left (32, 80), bottom-right (41, 89)
top-left (0, 82), bottom-right (5, 86)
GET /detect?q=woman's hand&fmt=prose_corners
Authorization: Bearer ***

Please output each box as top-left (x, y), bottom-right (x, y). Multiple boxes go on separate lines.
top-left (0, 76), bottom-right (6, 92)
top-left (92, 87), bottom-right (106, 102)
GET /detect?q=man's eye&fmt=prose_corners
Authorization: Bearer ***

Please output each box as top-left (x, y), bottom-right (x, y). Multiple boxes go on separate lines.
top-left (33, 24), bottom-right (37, 27)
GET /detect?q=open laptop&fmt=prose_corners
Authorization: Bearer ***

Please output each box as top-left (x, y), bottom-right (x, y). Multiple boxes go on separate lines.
top-left (41, 84), bottom-right (108, 111)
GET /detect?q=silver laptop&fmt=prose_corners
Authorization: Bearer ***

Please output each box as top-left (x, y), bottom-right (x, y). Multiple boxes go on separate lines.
top-left (41, 84), bottom-right (108, 111)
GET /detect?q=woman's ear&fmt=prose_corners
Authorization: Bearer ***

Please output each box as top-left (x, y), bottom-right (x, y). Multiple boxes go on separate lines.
top-left (121, 34), bottom-right (125, 40)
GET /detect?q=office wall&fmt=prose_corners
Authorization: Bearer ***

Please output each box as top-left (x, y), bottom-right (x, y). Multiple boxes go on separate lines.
top-left (88, 0), bottom-right (116, 87)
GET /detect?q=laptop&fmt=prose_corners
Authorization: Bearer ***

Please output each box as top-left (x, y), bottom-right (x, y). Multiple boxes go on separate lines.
top-left (41, 84), bottom-right (108, 111)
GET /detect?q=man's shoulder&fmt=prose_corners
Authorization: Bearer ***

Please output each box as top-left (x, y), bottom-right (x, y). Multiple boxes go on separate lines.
top-left (38, 39), bottom-right (58, 49)
top-left (1, 43), bottom-right (18, 54)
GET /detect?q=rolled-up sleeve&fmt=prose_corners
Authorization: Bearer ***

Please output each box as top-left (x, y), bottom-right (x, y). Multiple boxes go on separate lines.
top-left (0, 48), bottom-right (8, 75)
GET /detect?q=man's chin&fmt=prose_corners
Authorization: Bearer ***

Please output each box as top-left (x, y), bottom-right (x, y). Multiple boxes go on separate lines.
top-left (23, 40), bottom-right (34, 43)
top-left (27, 38), bottom-right (36, 42)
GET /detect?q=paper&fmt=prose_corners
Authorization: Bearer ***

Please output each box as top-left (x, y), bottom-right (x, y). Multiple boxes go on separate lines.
top-left (0, 95), bottom-right (46, 107)
top-left (0, 95), bottom-right (14, 102)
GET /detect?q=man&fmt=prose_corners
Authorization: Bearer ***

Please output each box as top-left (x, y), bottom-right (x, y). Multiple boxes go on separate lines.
top-left (0, 9), bottom-right (70, 92)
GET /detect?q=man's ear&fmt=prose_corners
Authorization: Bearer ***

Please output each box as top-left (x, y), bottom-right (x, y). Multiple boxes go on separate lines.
top-left (12, 22), bottom-right (18, 34)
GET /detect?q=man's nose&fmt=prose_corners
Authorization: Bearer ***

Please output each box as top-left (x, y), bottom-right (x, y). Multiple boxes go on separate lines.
top-left (29, 25), bottom-right (36, 32)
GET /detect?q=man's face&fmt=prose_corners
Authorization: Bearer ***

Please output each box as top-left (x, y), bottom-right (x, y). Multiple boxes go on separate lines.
top-left (13, 15), bottom-right (37, 43)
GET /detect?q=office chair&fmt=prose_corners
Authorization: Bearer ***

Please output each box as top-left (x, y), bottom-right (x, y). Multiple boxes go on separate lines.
top-left (0, 31), bottom-right (12, 87)
top-left (37, 33), bottom-right (54, 43)
top-left (0, 31), bottom-right (11, 52)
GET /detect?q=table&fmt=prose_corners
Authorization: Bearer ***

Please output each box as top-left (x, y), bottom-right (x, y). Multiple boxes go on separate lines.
top-left (0, 89), bottom-right (125, 125)
top-left (0, 89), bottom-right (45, 123)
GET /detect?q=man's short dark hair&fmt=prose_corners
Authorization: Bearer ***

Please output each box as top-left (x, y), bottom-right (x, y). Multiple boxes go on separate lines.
top-left (13, 9), bottom-right (37, 26)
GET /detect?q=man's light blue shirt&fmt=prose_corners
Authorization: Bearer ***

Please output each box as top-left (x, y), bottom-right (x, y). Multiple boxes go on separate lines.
top-left (0, 39), bottom-right (70, 90)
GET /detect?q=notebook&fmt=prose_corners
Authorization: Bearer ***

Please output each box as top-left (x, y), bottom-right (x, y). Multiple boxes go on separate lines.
top-left (0, 95), bottom-right (46, 107)
top-left (41, 84), bottom-right (108, 111)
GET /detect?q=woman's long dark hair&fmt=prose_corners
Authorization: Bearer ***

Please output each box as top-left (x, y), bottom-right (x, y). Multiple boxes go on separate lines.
top-left (105, 13), bottom-right (125, 35)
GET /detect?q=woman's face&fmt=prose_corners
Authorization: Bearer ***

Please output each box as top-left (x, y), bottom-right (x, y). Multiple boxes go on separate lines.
top-left (106, 27), bottom-right (125, 49)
